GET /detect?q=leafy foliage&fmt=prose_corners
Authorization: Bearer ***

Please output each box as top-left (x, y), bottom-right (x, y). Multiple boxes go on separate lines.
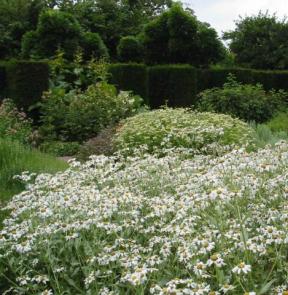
top-left (39, 140), bottom-right (81, 156)
top-left (117, 36), bottom-right (143, 62)
top-left (224, 12), bottom-right (288, 69)
top-left (267, 111), bottom-right (288, 132)
top-left (0, 0), bottom-right (44, 59)
top-left (114, 108), bottom-right (254, 155)
top-left (142, 4), bottom-right (225, 66)
top-left (22, 9), bottom-right (83, 59)
top-left (39, 83), bottom-right (143, 142)
top-left (1, 139), bottom-right (288, 293)
top-left (197, 74), bottom-right (287, 123)
top-left (0, 99), bottom-right (32, 144)
top-left (81, 32), bottom-right (109, 60)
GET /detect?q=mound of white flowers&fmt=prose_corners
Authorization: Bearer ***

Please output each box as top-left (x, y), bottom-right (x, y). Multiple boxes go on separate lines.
top-left (114, 108), bottom-right (254, 155)
top-left (1, 142), bottom-right (288, 294)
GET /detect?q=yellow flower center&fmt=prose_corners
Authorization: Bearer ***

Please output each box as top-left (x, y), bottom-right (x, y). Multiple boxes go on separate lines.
top-left (211, 254), bottom-right (219, 261)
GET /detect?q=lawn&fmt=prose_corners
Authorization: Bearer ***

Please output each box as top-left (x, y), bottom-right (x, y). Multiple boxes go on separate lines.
top-left (0, 138), bottom-right (68, 226)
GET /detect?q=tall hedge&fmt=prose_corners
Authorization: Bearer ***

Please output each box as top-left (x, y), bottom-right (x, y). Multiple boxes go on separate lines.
top-left (109, 63), bottom-right (148, 104)
top-left (147, 65), bottom-right (198, 108)
top-left (0, 63), bottom-right (6, 98)
top-left (197, 68), bottom-right (288, 92)
top-left (4, 61), bottom-right (49, 111)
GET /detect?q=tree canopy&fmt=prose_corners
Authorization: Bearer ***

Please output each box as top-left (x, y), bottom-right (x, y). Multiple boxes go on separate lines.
top-left (142, 4), bottom-right (225, 66)
top-left (224, 12), bottom-right (288, 70)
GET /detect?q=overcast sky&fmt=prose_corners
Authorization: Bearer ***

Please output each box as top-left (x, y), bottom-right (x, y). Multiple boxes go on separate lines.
top-left (182, 0), bottom-right (288, 37)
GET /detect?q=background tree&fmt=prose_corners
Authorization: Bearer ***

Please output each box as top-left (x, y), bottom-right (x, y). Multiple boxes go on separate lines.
top-left (0, 0), bottom-right (44, 59)
top-left (54, 0), bottom-right (173, 58)
top-left (224, 12), bottom-right (288, 69)
top-left (22, 9), bottom-right (83, 59)
top-left (117, 36), bottom-right (143, 62)
top-left (142, 4), bottom-right (225, 66)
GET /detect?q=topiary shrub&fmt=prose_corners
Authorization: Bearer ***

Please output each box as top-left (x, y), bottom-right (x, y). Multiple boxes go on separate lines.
top-left (4, 60), bottom-right (49, 114)
top-left (81, 32), bottom-right (109, 60)
top-left (21, 9), bottom-right (83, 60)
top-left (114, 107), bottom-right (254, 155)
top-left (0, 63), bottom-right (6, 97)
top-left (117, 36), bottom-right (143, 62)
top-left (109, 63), bottom-right (148, 103)
top-left (196, 74), bottom-right (287, 123)
top-left (147, 64), bottom-right (198, 108)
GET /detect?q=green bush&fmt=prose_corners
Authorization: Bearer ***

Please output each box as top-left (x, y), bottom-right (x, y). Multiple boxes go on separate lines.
top-left (142, 4), bottom-right (224, 66)
top-left (22, 9), bottom-right (83, 60)
top-left (21, 31), bottom-right (41, 59)
top-left (197, 68), bottom-right (288, 93)
top-left (81, 32), bottom-right (109, 60)
top-left (197, 68), bottom-right (253, 92)
top-left (0, 99), bottom-right (32, 144)
top-left (197, 75), bottom-right (287, 123)
top-left (40, 82), bottom-right (143, 142)
top-left (39, 140), bottom-right (81, 156)
top-left (0, 64), bottom-right (6, 96)
top-left (117, 36), bottom-right (143, 62)
top-left (114, 108), bottom-right (254, 155)
top-left (267, 111), bottom-right (288, 133)
top-left (252, 123), bottom-right (288, 148)
top-left (109, 63), bottom-right (148, 103)
top-left (147, 65), bottom-right (197, 108)
top-left (4, 60), bottom-right (49, 115)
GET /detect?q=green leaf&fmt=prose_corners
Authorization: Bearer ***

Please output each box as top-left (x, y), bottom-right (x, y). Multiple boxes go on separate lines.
top-left (259, 279), bottom-right (276, 294)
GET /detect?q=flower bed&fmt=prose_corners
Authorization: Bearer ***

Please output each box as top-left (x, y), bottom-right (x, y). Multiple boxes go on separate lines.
top-left (1, 142), bottom-right (288, 294)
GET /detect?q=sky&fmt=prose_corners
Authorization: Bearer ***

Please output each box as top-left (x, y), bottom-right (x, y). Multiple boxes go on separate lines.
top-left (182, 0), bottom-right (288, 37)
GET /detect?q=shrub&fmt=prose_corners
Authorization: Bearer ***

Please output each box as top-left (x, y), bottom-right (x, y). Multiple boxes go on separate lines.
top-left (0, 63), bottom-right (6, 96)
top-left (81, 32), bottom-right (109, 60)
top-left (4, 60), bottom-right (49, 115)
top-left (109, 63), bottom-right (148, 103)
top-left (117, 36), bottom-right (143, 62)
top-left (0, 99), bottom-right (32, 144)
top-left (39, 140), bottom-right (81, 157)
top-left (147, 65), bottom-right (197, 108)
top-left (142, 4), bottom-right (224, 66)
top-left (21, 31), bottom-right (41, 59)
top-left (267, 111), bottom-right (288, 132)
top-left (197, 75), bottom-right (287, 123)
top-left (22, 10), bottom-right (82, 60)
top-left (114, 108), bottom-right (254, 155)
top-left (252, 123), bottom-right (288, 148)
top-left (39, 83), bottom-right (143, 142)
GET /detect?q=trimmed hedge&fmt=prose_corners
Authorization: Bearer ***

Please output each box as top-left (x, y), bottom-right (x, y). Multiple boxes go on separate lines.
top-left (147, 65), bottom-right (198, 108)
top-left (109, 65), bottom-right (288, 108)
top-left (4, 61), bottom-right (49, 111)
top-left (198, 68), bottom-right (288, 92)
top-left (1, 61), bottom-right (288, 114)
top-left (108, 64), bottom-right (148, 104)
top-left (0, 64), bottom-right (6, 98)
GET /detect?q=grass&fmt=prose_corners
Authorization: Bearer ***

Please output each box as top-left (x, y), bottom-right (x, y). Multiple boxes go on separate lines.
top-left (251, 122), bottom-right (288, 148)
top-left (267, 111), bottom-right (288, 133)
top-left (0, 138), bottom-right (68, 225)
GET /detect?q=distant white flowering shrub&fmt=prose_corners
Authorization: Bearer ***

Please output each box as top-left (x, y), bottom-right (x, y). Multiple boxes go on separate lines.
top-left (1, 142), bottom-right (288, 294)
top-left (113, 108), bottom-right (254, 155)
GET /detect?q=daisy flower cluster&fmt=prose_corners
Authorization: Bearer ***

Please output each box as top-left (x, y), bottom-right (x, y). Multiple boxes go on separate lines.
top-left (113, 108), bottom-right (254, 156)
top-left (0, 139), bottom-right (288, 294)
